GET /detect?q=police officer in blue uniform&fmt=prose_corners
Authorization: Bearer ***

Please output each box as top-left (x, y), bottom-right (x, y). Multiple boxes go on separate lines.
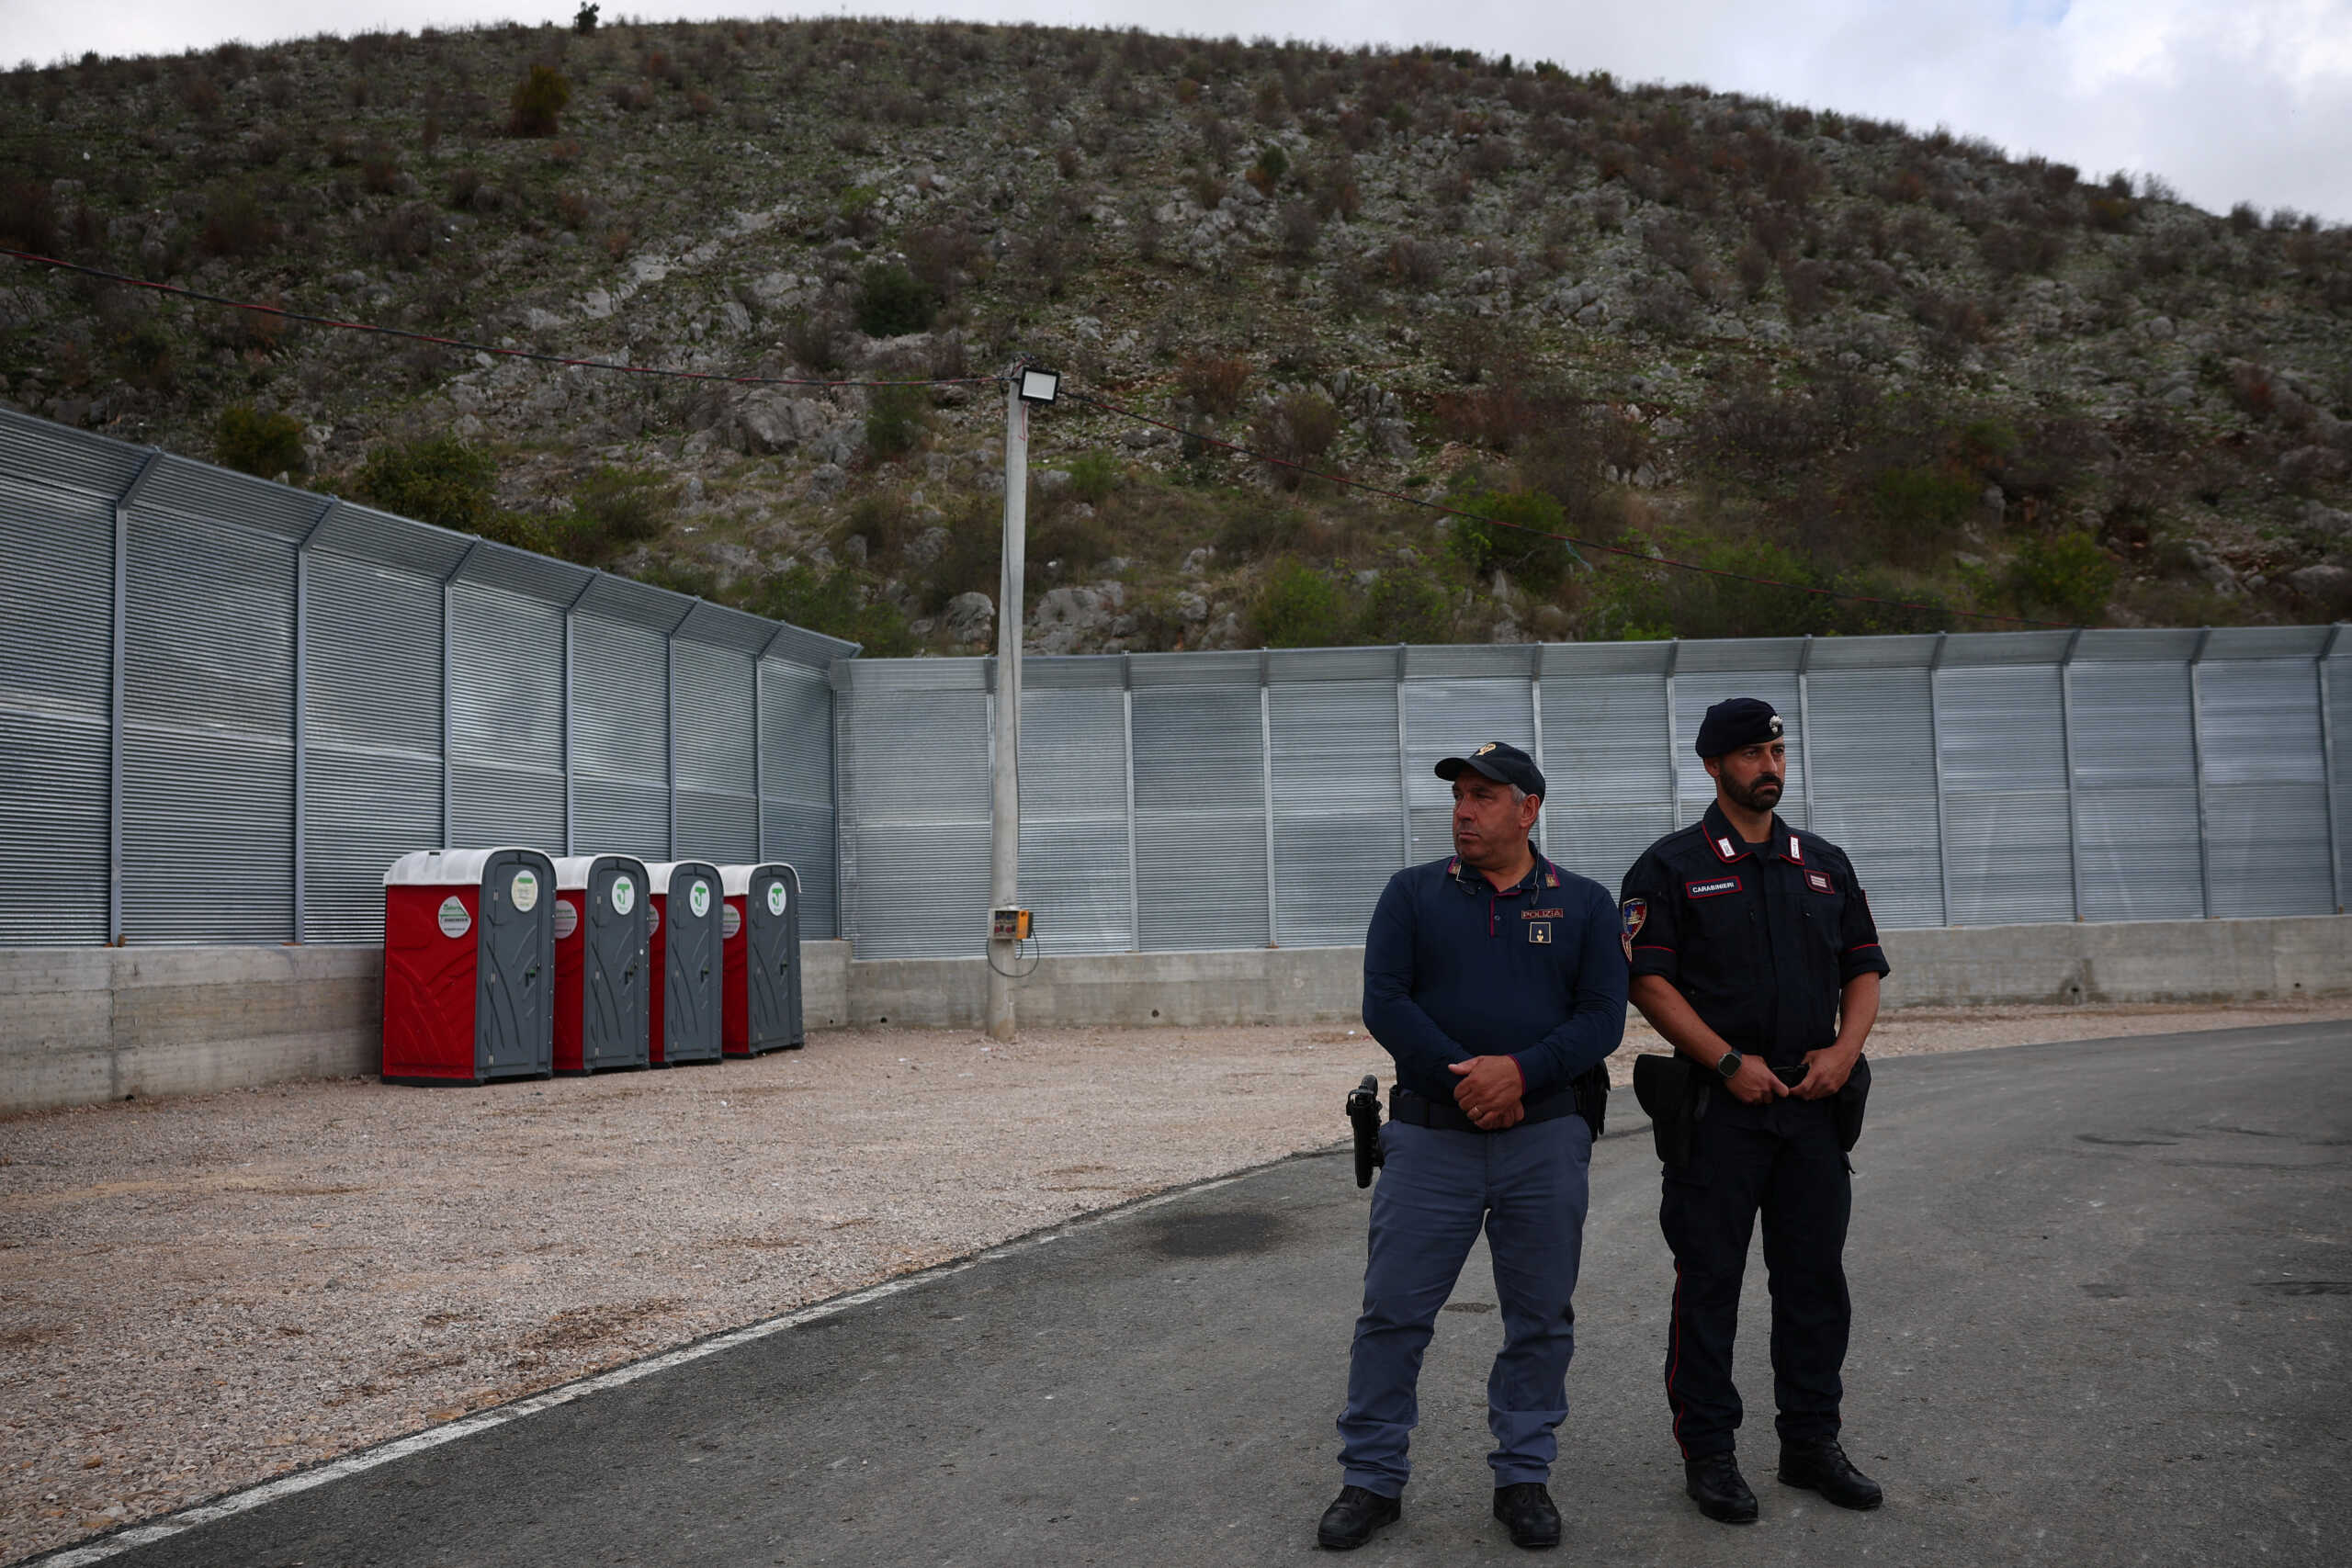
top-left (1619, 698), bottom-right (1889, 1524)
top-left (1317, 742), bottom-right (1625, 1551)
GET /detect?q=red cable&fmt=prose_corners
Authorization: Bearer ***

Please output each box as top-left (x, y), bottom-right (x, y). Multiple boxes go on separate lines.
top-left (1066, 389), bottom-right (2071, 629)
top-left (1, 247), bottom-right (997, 390)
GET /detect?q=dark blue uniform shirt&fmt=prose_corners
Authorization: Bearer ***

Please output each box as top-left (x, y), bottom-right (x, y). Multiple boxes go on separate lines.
top-left (1619, 802), bottom-right (1893, 1068)
top-left (1362, 852), bottom-right (1627, 1106)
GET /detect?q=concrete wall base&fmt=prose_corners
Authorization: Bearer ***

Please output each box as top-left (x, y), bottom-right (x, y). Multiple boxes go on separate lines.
top-left (4, 917), bottom-right (2345, 1113)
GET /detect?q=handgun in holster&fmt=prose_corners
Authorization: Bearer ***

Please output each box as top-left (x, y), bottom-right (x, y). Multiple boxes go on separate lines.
top-left (1346, 1073), bottom-right (1384, 1188)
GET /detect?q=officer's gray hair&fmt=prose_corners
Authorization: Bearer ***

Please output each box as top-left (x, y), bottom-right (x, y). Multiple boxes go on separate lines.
top-left (1510, 784), bottom-right (1530, 805)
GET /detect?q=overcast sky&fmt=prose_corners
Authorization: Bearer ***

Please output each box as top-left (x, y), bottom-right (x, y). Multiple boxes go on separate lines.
top-left (11, 1), bottom-right (2349, 222)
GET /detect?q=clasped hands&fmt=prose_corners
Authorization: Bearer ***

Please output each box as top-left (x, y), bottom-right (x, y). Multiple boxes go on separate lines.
top-left (1447, 1055), bottom-right (1525, 1131)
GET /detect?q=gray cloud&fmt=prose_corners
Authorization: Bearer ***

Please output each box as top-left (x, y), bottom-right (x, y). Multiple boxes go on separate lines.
top-left (12, 0), bottom-right (2348, 220)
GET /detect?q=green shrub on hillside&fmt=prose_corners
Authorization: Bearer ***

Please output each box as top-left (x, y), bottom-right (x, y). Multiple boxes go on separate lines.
top-left (1254, 559), bottom-right (1348, 648)
top-left (509, 66), bottom-right (571, 137)
top-left (351, 436), bottom-right (496, 533)
top-left (855, 264), bottom-right (937, 337)
top-left (2008, 531), bottom-right (2115, 624)
top-left (1360, 570), bottom-right (1452, 644)
top-left (550, 467), bottom-right (673, 562)
top-left (752, 562), bottom-right (916, 656)
top-left (215, 405), bottom-right (304, 479)
top-left (865, 383), bottom-right (931, 457)
top-left (1446, 489), bottom-right (1577, 594)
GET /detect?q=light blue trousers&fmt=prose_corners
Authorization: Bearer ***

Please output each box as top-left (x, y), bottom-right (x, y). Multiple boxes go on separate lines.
top-left (1338, 1114), bottom-right (1593, 1496)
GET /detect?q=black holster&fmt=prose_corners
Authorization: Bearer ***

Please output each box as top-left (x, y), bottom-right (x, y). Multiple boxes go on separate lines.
top-left (1631, 1053), bottom-right (1702, 1168)
top-left (1833, 1055), bottom-right (1871, 1152)
top-left (1571, 1061), bottom-right (1609, 1140)
top-left (1346, 1074), bottom-right (1384, 1188)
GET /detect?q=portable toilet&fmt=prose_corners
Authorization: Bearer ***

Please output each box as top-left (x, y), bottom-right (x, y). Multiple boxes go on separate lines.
top-left (550, 854), bottom-right (651, 1075)
top-left (381, 848), bottom-right (558, 1086)
top-left (719, 863), bottom-right (805, 1056)
top-left (643, 861), bottom-right (723, 1066)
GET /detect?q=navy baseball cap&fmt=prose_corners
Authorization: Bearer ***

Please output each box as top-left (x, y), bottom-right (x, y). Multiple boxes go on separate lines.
top-left (1695, 697), bottom-right (1784, 758)
top-left (1434, 741), bottom-right (1546, 799)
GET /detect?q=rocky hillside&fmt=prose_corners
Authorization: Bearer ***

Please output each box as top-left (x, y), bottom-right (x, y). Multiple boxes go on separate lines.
top-left (4, 17), bottom-right (2350, 653)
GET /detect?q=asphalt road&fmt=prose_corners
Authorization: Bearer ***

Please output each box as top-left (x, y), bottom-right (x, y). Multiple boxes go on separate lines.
top-left (74, 1022), bottom-right (2351, 1567)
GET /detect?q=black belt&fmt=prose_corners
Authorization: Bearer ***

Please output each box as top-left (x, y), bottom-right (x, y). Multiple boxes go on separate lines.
top-left (1389, 1085), bottom-right (1577, 1134)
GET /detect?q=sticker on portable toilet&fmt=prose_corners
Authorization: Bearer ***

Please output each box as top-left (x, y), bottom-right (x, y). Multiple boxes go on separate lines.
top-left (611, 875), bottom-right (636, 915)
top-left (723, 904), bottom-right (742, 940)
top-left (554, 897), bottom-right (579, 941)
top-left (766, 882), bottom-right (787, 917)
top-left (649, 904), bottom-right (662, 935)
top-left (510, 868), bottom-right (539, 912)
top-left (689, 881), bottom-right (711, 919)
top-left (437, 897), bottom-right (471, 939)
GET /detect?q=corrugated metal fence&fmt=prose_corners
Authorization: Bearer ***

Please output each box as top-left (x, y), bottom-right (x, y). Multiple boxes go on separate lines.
top-left (7, 407), bottom-right (2349, 962)
top-left (835, 632), bottom-right (2352, 959)
top-left (0, 408), bottom-right (851, 947)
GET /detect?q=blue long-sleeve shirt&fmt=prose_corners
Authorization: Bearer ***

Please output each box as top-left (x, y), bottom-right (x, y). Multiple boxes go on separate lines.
top-left (1362, 852), bottom-right (1627, 1105)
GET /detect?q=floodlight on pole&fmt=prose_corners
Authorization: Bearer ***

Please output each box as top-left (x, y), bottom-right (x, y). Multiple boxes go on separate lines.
top-left (1017, 367), bottom-right (1061, 404)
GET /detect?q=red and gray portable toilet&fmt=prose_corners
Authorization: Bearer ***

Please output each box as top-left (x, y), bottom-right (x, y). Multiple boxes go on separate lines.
top-left (643, 861), bottom-right (724, 1066)
top-left (550, 854), bottom-right (651, 1074)
top-left (381, 847), bottom-right (557, 1086)
top-left (719, 863), bottom-right (805, 1056)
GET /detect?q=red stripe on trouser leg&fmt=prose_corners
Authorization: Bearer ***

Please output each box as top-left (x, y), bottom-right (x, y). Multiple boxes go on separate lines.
top-left (1667, 1260), bottom-right (1689, 1458)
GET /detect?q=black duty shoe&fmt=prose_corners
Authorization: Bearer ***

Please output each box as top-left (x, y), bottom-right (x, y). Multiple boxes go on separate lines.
top-left (1317, 1485), bottom-right (1402, 1551)
top-left (1779, 1438), bottom-right (1883, 1510)
top-left (1683, 1451), bottom-right (1759, 1524)
top-left (1492, 1482), bottom-right (1562, 1549)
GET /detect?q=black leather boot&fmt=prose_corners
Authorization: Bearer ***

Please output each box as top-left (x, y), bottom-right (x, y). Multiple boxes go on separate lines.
top-left (1683, 1451), bottom-right (1759, 1524)
top-left (1492, 1482), bottom-right (1561, 1549)
top-left (1779, 1438), bottom-right (1883, 1510)
top-left (1317, 1485), bottom-right (1402, 1550)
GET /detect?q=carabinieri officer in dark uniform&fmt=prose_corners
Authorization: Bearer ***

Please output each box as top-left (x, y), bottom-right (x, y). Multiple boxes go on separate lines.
top-left (1318, 742), bottom-right (1624, 1552)
top-left (1619, 698), bottom-right (1890, 1525)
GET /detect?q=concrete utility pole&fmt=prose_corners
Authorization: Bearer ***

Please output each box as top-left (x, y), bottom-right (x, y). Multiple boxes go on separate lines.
top-left (986, 372), bottom-right (1031, 1041)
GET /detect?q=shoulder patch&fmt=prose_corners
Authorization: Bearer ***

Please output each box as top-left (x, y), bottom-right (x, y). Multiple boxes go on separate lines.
top-left (1686, 875), bottom-right (1742, 898)
top-left (1619, 897), bottom-right (1645, 960)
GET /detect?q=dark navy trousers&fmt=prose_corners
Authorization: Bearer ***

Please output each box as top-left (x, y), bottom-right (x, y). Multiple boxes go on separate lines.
top-left (1338, 1115), bottom-right (1593, 1496)
top-left (1660, 1090), bottom-right (1851, 1459)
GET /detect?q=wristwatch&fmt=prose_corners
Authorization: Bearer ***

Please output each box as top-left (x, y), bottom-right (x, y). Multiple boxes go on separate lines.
top-left (1715, 1049), bottom-right (1745, 1081)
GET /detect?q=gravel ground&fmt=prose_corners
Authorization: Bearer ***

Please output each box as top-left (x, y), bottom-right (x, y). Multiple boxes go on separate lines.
top-left (5, 998), bottom-right (2348, 1564)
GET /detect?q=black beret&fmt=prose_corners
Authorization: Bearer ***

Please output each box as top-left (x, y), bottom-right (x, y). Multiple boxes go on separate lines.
top-left (1695, 697), bottom-right (1784, 758)
top-left (1434, 740), bottom-right (1547, 799)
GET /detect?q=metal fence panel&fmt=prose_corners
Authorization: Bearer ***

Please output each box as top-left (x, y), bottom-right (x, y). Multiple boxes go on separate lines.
top-left (1019, 673), bottom-right (1134, 955)
top-left (760, 659), bottom-right (837, 939)
top-left (1269, 676), bottom-right (1403, 948)
top-left (2069, 659), bottom-right (2204, 921)
top-left (2197, 659), bottom-right (2333, 917)
top-left (673, 639), bottom-right (758, 863)
top-left (1806, 667), bottom-right (1945, 928)
top-left (1133, 679), bottom-right (1269, 952)
top-left (1935, 664), bottom-right (2075, 925)
top-left (839, 663), bottom-right (991, 960)
top-left (2327, 645), bottom-right (2352, 913)
top-left (1538, 668), bottom-right (1672, 892)
top-left (0, 473), bottom-right (113, 944)
top-left (302, 549), bottom-right (443, 942)
top-left (447, 581), bottom-right (565, 852)
top-left (570, 613), bottom-right (669, 857)
top-left (121, 505), bottom-right (295, 942)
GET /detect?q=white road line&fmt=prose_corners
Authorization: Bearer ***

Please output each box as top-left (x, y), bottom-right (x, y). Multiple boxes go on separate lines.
top-left (23, 1168), bottom-right (1254, 1567)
